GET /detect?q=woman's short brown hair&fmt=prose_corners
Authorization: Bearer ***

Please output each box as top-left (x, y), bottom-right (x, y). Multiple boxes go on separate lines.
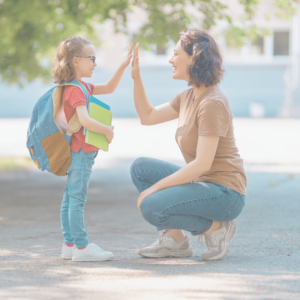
top-left (179, 29), bottom-right (224, 87)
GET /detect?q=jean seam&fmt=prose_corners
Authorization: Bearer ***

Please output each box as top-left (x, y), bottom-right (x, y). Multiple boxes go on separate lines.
top-left (137, 170), bottom-right (165, 186)
top-left (78, 155), bottom-right (86, 247)
top-left (191, 219), bottom-right (213, 235)
top-left (156, 193), bottom-right (224, 226)
top-left (138, 170), bottom-right (165, 178)
top-left (225, 193), bottom-right (243, 221)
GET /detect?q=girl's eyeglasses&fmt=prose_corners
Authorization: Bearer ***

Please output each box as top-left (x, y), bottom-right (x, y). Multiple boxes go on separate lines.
top-left (75, 55), bottom-right (96, 64)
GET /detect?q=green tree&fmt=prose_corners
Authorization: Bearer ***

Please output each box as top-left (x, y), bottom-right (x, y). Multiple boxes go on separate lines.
top-left (0, 0), bottom-right (297, 85)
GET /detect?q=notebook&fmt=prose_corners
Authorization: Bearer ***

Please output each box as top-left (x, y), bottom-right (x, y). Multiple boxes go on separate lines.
top-left (84, 96), bottom-right (112, 152)
top-left (83, 96), bottom-right (111, 135)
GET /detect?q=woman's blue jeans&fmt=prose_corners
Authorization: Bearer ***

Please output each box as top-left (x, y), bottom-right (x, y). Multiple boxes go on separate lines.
top-left (130, 157), bottom-right (245, 235)
top-left (60, 149), bottom-right (97, 248)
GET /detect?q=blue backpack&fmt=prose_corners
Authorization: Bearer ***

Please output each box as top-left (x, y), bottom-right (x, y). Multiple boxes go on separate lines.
top-left (26, 80), bottom-right (91, 176)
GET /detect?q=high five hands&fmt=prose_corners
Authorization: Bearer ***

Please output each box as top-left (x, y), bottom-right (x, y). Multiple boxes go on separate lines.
top-left (122, 43), bottom-right (133, 68)
top-left (121, 42), bottom-right (140, 78)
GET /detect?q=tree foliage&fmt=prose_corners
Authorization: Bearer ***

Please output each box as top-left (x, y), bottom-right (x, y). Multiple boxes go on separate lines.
top-left (0, 0), bottom-right (297, 85)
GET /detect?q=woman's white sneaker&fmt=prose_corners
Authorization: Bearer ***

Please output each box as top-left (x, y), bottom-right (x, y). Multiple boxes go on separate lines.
top-left (61, 243), bottom-right (73, 260)
top-left (138, 232), bottom-right (194, 258)
top-left (201, 220), bottom-right (236, 261)
top-left (72, 243), bottom-right (114, 262)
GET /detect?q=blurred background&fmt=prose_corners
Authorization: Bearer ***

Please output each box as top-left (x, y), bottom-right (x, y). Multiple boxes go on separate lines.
top-left (1, 0), bottom-right (300, 172)
top-left (0, 0), bottom-right (300, 119)
top-left (1, 2), bottom-right (300, 298)
top-left (0, 0), bottom-right (300, 172)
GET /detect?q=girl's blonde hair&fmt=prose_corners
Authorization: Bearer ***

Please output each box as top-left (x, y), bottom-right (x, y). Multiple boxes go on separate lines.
top-left (52, 36), bottom-right (92, 83)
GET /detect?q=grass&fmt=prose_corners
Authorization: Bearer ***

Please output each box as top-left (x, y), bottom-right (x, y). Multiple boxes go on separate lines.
top-left (0, 157), bottom-right (35, 171)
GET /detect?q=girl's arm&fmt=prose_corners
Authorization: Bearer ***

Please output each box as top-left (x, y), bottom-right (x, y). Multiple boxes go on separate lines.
top-left (137, 136), bottom-right (219, 212)
top-left (93, 44), bottom-right (133, 95)
top-left (75, 105), bottom-right (114, 143)
top-left (131, 43), bottom-right (179, 125)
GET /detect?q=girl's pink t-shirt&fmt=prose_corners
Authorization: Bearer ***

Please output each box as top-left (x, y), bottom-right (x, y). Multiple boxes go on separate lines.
top-left (63, 81), bottom-right (99, 153)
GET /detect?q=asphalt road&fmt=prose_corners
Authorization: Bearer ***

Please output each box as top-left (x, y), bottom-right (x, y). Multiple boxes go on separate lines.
top-left (0, 118), bottom-right (300, 299)
top-left (0, 165), bottom-right (299, 299)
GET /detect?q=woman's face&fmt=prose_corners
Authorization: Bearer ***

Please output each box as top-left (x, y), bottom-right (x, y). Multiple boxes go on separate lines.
top-left (169, 41), bottom-right (193, 81)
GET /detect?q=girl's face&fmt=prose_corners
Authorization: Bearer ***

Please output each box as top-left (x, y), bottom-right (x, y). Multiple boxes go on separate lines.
top-left (169, 41), bottom-right (193, 82)
top-left (73, 44), bottom-right (97, 79)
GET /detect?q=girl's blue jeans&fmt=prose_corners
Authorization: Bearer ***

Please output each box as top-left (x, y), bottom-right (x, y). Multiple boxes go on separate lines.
top-left (130, 157), bottom-right (246, 235)
top-left (60, 149), bottom-right (97, 248)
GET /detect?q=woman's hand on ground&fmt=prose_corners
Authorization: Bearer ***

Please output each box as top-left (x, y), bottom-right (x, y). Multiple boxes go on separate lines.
top-left (131, 43), bottom-right (140, 79)
top-left (137, 185), bottom-right (159, 214)
top-left (105, 126), bottom-right (114, 144)
top-left (121, 43), bottom-right (133, 68)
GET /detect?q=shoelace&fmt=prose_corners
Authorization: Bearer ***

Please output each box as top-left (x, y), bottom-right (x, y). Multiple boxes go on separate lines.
top-left (198, 234), bottom-right (204, 243)
top-left (151, 232), bottom-right (169, 246)
top-left (205, 232), bottom-right (218, 250)
top-left (198, 232), bottom-right (217, 250)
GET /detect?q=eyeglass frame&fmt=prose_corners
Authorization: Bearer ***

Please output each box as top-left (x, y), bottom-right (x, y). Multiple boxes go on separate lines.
top-left (75, 55), bottom-right (96, 64)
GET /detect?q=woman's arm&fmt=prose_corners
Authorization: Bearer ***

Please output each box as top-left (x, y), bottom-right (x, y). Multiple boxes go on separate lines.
top-left (131, 43), bottom-right (179, 125)
top-left (136, 135), bottom-right (219, 212)
top-left (93, 44), bottom-right (133, 95)
top-left (75, 105), bottom-right (114, 143)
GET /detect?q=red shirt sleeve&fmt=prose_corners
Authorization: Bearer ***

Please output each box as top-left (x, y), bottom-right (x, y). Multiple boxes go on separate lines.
top-left (64, 83), bottom-right (94, 109)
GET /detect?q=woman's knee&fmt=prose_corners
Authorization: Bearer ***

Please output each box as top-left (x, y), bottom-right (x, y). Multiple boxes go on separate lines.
top-left (140, 197), bottom-right (160, 226)
top-left (130, 157), bottom-right (148, 177)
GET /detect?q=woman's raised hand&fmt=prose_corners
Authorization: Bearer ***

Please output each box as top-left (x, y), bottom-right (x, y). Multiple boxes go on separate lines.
top-left (131, 43), bottom-right (140, 79)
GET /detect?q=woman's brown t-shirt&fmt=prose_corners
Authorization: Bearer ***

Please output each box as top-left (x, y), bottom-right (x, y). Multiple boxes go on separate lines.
top-left (169, 85), bottom-right (247, 195)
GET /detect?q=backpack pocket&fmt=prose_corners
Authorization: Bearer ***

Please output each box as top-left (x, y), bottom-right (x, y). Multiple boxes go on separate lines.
top-left (40, 131), bottom-right (71, 176)
top-left (26, 134), bottom-right (43, 170)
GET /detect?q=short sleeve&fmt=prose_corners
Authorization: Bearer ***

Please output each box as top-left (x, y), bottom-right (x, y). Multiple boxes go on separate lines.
top-left (64, 87), bottom-right (86, 109)
top-left (197, 100), bottom-right (231, 137)
top-left (64, 82), bottom-right (93, 109)
top-left (169, 94), bottom-right (180, 113)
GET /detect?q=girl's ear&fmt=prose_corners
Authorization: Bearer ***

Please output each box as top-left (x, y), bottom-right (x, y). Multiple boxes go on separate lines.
top-left (73, 57), bottom-right (79, 67)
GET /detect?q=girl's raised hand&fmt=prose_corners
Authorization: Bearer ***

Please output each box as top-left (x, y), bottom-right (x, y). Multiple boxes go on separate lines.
top-left (131, 43), bottom-right (140, 79)
top-left (122, 43), bottom-right (133, 68)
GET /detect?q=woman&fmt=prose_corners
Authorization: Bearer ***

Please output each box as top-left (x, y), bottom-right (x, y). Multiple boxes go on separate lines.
top-left (130, 29), bottom-right (247, 261)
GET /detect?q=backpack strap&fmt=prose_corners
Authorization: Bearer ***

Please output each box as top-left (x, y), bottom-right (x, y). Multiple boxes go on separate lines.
top-left (57, 80), bottom-right (91, 135)
top-left (59, 80), bottom-right (91, 108)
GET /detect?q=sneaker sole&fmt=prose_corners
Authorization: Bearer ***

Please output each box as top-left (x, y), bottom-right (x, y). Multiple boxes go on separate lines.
top-left (138, 247), bottom-right (194, 258)
top-left (202, 221), bottom-right (236, 261)
top-left (72, 256), bottom-right (114, 262)
top-left (61, 254), bottom-right (72, 260)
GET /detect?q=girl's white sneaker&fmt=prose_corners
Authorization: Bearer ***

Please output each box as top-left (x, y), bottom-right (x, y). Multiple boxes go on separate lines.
top-left (72, 243), bottom-right (114, 262)
top-left (61, 243), bottom-right (73, 260)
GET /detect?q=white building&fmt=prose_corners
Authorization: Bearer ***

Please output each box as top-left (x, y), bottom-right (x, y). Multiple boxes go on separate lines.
top-left (95, 1), bottom-right (300, 118)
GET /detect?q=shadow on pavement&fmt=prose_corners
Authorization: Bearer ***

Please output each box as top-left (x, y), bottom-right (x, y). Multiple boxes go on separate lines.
top-left (0, 163), bottom-right (300, 299)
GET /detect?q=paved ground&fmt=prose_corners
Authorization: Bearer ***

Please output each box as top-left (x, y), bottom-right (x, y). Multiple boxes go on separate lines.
top-left (0, 118), bottom-right (300, 299)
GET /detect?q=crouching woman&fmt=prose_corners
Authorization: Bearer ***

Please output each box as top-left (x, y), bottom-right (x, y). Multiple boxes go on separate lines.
top-left (130, 29), bottom-right (247, 261)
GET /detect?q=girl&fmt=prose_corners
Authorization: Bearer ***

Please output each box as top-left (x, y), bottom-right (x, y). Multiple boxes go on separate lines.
top-left (52, 36), bottom-right (132, 262)
top-left (130, 30), bottom-right (247, 261)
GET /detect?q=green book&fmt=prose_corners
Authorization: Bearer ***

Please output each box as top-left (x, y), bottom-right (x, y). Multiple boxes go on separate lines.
top-left (85, 99), bottom-right (112, 152)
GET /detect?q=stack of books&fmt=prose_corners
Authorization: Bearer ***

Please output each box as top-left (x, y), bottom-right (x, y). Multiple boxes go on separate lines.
top-left (83, 96), bottom-right (112, 152)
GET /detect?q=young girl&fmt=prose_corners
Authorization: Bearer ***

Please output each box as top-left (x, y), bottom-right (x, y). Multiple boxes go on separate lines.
top-left (52, 36), bottom-right (132, 262)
